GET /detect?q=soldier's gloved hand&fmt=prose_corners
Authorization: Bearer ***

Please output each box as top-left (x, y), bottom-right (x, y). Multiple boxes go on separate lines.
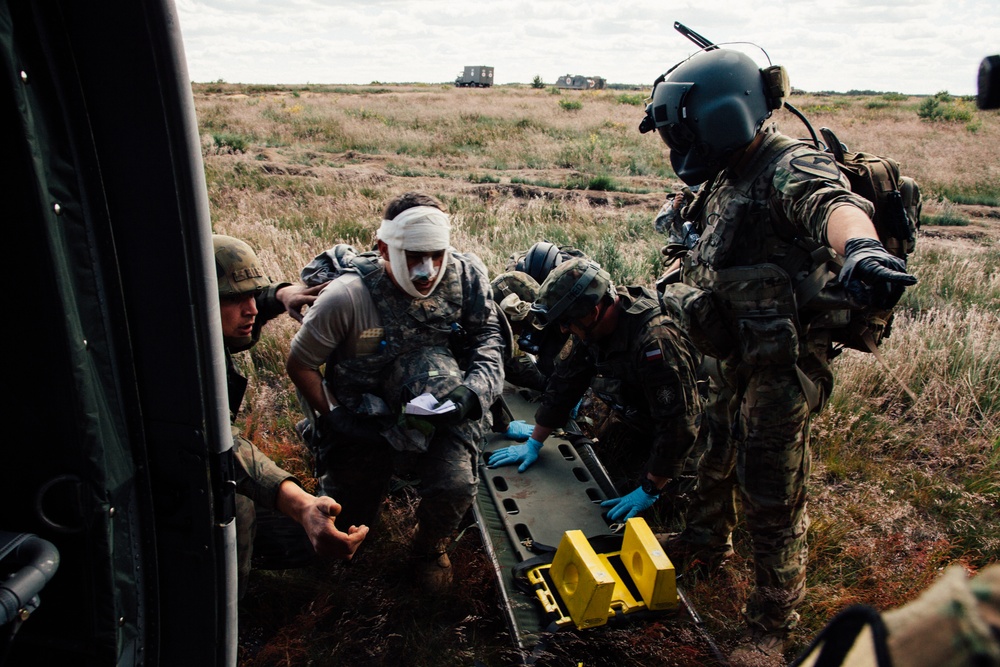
top-left (438, 385), bottom-right (481, 426)
top-left (840, 237), bottom-right (917, 309)
top-left (320, 406), bottom-right (384, 446)
top-left (505, 420), bottom-right (534, 441)
top-left (600, 485), bottom-right (659, 522)
top-left (488, 437), bottom-right (543, 473)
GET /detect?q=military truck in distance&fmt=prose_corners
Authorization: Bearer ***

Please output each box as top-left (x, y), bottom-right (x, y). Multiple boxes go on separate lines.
top-left (555, 74), bottom-right (606, 90)
top-left (455, 66), bottom-right (494, 87)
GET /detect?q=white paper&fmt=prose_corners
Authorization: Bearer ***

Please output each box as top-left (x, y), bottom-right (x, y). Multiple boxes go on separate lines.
top-left (404, 392), bottom-right (457, 415)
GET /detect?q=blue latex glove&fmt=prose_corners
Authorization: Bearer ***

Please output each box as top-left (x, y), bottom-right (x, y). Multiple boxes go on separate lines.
top-left (570, 399), bottom-right (582, 420)
top-left (600, 485), bottom-right (659, 522)
top-left (488, 437), bottom-right (544, 473)
top-left (505, 420), bottom-right (534, 441)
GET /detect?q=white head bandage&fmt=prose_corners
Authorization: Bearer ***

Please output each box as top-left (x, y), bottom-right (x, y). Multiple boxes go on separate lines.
top-left (377, 206), bottom-right (452, 298)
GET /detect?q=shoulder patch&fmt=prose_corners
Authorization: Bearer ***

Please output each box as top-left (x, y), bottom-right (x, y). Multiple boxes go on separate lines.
top-left (789, 153), bottom-right (841, 180)
top-left (642, 342), bottom-right (664, 363)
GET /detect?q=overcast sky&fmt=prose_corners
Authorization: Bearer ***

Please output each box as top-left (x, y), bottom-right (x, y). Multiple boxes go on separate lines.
top-left (175, 0), bottom-right (998, 96)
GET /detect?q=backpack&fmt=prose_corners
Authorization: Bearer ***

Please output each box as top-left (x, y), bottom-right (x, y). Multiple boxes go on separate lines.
top-left (299, 243), bottom-right (362, 286)
top-left (820, 127), bottom-right (920, 261)
top-left (812, 127), bottom-right (921, 355)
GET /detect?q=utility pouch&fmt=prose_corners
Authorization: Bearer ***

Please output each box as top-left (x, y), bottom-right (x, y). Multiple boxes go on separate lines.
top-left (737, 317), bottom-right (800, 366)
top-left (659, 282), bottom-right (735, 360)
top-left (708, 263), bottom-right (800, 365)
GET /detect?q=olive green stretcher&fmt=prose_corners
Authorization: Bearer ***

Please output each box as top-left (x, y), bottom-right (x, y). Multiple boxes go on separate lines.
top-left (473, 385), bottom-right (708, 658)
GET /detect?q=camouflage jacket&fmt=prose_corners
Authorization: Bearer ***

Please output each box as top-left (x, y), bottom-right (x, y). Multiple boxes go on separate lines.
top-left (226, 282), bottom-right (296, 509)
top-left (536, 286), bottom-right (703, 478)
top-left (679, 126), bottom-right (873, 360)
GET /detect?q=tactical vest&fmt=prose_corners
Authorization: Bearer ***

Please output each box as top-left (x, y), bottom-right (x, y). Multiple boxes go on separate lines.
top-left (589, 287), bottom-right (664, 426)
top-left (325, 254), bottom-right (466, 411)
top-left (677, 132), bottom-right (850, 366)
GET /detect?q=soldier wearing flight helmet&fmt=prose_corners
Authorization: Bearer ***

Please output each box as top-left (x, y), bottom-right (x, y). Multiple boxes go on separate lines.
top-left (638, 48), bottom-right (916, 663)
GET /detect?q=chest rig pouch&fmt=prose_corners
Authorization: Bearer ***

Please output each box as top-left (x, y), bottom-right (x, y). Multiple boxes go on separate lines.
top-left (677, 135), bottom-right (805, 367)
top-left (706, 263), bottom-right (800, 366)
top-left (326, 255), bottom-right (464, 411)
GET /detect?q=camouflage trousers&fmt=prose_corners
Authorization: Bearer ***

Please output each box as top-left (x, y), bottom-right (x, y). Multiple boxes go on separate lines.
top-left (318, 420), bottom-right (482, 550)
top-left (684, 347), bottom-right (832, 632)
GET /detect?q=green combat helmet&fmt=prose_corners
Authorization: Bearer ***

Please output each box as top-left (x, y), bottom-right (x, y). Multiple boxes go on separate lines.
top-left (213, 234), bottom-right (271, 298)
top-left (382, 347), bottom-right (464, 453)
top-left (531, 257), bottom-right (614, 329)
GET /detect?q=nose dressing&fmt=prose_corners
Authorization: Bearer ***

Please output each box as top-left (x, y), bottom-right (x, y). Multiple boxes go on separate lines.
top-left (410, 255), bottom-right (439, 282)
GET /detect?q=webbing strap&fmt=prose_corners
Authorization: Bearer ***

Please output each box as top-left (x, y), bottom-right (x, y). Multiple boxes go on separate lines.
top-left (862, 331), bottom-right (918, 404)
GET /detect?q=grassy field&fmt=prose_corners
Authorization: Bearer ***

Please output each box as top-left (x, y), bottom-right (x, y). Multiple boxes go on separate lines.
top-left (197, 82), bottom-right (1000, 666)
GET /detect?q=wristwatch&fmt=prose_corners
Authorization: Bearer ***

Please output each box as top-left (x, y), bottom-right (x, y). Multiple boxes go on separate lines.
top-left (641, 477), bottom-right (666, 497)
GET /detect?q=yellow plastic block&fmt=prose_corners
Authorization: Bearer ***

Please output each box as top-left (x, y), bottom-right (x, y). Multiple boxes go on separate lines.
top-left (549, 530), bottom-right (616, 628)
top-left (620, 518), bottom-right (677, 610)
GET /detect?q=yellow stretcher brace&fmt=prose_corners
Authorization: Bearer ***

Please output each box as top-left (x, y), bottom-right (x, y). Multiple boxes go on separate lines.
top-left (527, 518), bottom-right (677, 630)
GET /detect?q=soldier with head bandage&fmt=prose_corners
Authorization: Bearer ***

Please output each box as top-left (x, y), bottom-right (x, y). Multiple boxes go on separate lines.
top-left (287, 192), bottom-right (505, 594)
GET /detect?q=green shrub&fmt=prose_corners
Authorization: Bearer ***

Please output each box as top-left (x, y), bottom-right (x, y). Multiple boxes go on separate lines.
top-left (919, 92), bottom-right (973, 123)
top-left (559, 99), bottom-right (582, 111)
top-left (531, 75), bottom-right (545, 89)
top-left (212, 132), bottom-right (250, 153)
top-left (917, 97), bottom-right (943, 121)
top-left (921, 208), bottom-right (971, 226)
top-left (616, 93), bottom-right (646, 106)
top-left (585, 174), bottom-right (617, 191)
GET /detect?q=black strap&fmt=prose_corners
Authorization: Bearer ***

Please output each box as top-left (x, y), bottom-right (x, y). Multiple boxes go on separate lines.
top-left (510, 533), bottom-right (625, 595)
top-left (788, 604), bottom-right (894, 667)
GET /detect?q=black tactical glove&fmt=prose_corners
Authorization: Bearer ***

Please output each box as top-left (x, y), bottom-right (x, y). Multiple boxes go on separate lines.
top-left (438, 385), bottom-right (482, 426)
top-left (319, 406), bottom-right (385, 447)
top-left (839, 237), bottom-right (917, 309)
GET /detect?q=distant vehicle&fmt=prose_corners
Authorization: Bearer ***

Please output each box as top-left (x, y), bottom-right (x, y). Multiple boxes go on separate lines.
top-left (555, 74), bottom-right (606, 90)
top-left (455, 66), bottom-right (494, 88)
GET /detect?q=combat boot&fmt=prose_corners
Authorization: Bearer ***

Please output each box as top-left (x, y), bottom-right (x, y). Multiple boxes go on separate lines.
top-left (728, 626), bottom-right (787, 667)
top-left (657, 531), bottom-right (734, 576)
top-left (411, 531), bottom-right (453, 593)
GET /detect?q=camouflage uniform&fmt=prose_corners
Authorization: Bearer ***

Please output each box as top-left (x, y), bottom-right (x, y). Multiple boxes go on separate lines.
top-left (677, 125), bottom-right (874, 632)
top-left (225, 283), bottom-right (299, 597)
top-left (491, 271), bottom-right (547, 393)
top-left (535, 285), bottom-right (703, 483)
top-left (794, 564), bottom-right (1000, 666)
top-left (503, 245), bottom-right (584, 379)
top-left (292, 251), bottom-right (505, 546)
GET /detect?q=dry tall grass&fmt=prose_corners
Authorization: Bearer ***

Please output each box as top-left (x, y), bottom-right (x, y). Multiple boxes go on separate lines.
top-left (203, 83), bottom-right (1000, 666)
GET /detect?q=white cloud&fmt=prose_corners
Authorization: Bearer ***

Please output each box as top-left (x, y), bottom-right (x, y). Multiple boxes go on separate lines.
top-left (175, 0), bottom-right (999, 94)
